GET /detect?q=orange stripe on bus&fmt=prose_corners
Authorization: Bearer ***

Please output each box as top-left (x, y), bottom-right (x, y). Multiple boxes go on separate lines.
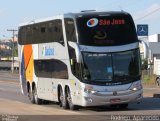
top-left (23, 45), bottom-right (34, 82)
top-left (24, 45), bottom-right (32, 69)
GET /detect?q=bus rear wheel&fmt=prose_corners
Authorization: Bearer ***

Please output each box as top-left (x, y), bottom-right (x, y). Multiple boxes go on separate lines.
top-left (59, 87), bottom-right (68, 109)
top-left (33, 86), bottom-right (42, 105)
top-left (67, 88), bottom-right (79, 110)
top-left (28, 88), bottom-right (35, 104)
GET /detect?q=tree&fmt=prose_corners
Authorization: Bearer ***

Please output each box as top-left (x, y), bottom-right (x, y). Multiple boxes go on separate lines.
top-left (141, 58), bottom-right (148, 70)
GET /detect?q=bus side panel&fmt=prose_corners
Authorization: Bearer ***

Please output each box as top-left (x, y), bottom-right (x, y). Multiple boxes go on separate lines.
top-left (35, 43), bottom-right (70, 102)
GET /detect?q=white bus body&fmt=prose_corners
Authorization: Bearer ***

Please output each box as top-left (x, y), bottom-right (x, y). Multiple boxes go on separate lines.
top-left (18, 11), bottom-right (143, 110)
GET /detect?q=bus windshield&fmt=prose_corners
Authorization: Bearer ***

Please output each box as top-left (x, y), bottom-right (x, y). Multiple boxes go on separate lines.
top-left (76, 14), bottom-right (138, 46)
top-left (82, 49), bottom-right (141, 85)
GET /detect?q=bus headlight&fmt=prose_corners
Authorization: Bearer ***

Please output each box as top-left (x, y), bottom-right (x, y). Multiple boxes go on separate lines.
top-left (84, 87), bottom-right (97, 94)
top-left (129, 81), bottom-right (142, 91)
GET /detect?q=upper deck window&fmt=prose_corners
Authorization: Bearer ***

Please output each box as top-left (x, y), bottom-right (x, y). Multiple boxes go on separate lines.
top-left (64, 18), bottom-right (77, 42)
top-left (18, 19), bottom-right (64, 45)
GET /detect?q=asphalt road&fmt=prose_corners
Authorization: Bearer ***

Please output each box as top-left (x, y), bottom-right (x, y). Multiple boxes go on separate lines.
top-left (0, 71), bottom-right (160, 121)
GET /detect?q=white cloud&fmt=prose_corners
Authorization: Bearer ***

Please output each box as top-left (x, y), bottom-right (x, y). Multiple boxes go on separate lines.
top-left (133, 3), bottom-right (160, 21)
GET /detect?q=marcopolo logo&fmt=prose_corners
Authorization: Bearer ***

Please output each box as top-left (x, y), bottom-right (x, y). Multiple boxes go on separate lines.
top-left (87, 18), bottom-right (98, 27)
top-left (42, 46), bottom-right (54, 56)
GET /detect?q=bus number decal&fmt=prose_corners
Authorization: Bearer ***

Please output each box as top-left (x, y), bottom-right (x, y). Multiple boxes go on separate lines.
top-left (42, 46), bottom-right (54, 56)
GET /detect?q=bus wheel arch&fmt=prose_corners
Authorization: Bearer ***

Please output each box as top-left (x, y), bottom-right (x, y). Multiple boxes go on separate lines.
top-left (32, 82), bottom-right (35, 91)
top-left (27, 81), bottom-right (30, 94)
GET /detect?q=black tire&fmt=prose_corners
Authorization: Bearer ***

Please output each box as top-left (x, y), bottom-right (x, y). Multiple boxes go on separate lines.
top-left (33, 86), bottom-right (42, 105)
top-left (67, 88), bottom-right (79, 110)
top-left (118, 104), bottom-right (128, 109)
top-left (59, 87), bottom-right (68, 109)
top-left (28, 88), bottom-right (35, 104)
top-left (59, 87), bottom-right (63, 107)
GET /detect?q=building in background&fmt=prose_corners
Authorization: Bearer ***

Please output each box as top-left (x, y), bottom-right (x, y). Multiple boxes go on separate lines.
top-left (149, 34), bottom-right (160, 42)
top-left (148, 34), bottom-right (160, 60)
top-left (139, 34), bottom-right (160, 61)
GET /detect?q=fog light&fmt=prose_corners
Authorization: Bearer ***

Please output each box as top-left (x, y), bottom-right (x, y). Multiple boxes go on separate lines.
top-left (85, 97), bottom-right (93, 103)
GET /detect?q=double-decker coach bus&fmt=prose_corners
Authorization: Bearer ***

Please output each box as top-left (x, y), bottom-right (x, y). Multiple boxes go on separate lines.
top-left (18, 10), bottom-right (142, 110)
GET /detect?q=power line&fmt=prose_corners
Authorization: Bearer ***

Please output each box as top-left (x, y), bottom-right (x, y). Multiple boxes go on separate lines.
top-left (135, 7), bottom-right (160, 21)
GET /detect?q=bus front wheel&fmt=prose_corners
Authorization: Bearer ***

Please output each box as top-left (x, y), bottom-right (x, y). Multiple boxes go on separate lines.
top-left (67, 88), bottom-right (79, 110)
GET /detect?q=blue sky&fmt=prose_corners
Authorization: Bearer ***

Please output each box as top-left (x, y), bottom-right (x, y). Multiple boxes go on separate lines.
top-left (0, 0), bottom-right (160, 38)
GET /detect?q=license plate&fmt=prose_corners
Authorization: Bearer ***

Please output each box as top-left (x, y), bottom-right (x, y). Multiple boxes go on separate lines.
top-left (110, 99), bottom-right (121, 103)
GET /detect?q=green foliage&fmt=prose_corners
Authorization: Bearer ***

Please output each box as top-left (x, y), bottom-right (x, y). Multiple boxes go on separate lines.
top-left (13, 45), bottom-right (18, 57)
top-left (143, 75), bottom-right (150, 83)
top-left (141, 58), bottom-right (148, 70)
top-left (142, 72), bottom-right (155, 85)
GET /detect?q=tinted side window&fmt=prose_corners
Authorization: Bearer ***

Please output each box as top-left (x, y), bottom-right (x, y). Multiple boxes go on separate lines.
top-left (64, 18), bottom-right (77, 42)
top-left (34, 60), bottom-right (52, 78)
top-left (48, 20), bottom-right (64, 45)
top-left (18, 26), bottom-right (31, 45)
top-left (18, 26), bottom-right (26, 45)
top-left (34, 59), bottom-right (68, 79)
top-left (68, 46), bottom-right (82, 79)
top-left (18, 19), bottom-right (64, 45)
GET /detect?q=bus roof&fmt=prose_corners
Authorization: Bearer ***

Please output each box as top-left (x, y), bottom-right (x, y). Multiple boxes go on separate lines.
top-left (19, 15), bottom-right (64, 27)
top-left (66, 10), bottom-right (129, 17)
top-left (19, 10), bottom-right (130, 27)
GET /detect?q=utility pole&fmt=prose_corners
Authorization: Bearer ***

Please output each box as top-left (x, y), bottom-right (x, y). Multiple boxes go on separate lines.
top-left (7, 29), bottom-right (18, 73)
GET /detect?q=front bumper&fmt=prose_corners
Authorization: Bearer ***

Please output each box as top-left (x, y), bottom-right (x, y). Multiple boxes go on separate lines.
top-left (81, 89), bottom-right (143, 107)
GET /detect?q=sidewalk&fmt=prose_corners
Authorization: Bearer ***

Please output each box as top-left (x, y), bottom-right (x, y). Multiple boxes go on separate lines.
top-left (143, 85), bottom-right (160, 97)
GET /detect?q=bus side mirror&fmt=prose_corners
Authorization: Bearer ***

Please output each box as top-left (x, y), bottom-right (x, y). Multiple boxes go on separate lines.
top-left (139, 39), bottom-right (149, 59)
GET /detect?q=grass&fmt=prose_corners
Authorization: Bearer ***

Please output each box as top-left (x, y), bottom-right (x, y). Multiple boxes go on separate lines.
top-left (142, 75), bottom-right (156, 85)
